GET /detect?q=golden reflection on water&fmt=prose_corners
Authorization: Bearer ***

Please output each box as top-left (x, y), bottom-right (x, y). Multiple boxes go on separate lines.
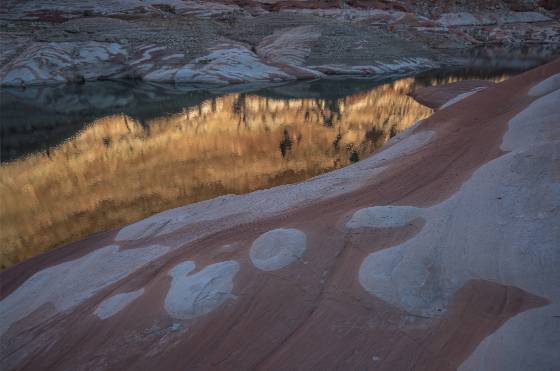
top-left (0, 75), bottom-right (503, 268)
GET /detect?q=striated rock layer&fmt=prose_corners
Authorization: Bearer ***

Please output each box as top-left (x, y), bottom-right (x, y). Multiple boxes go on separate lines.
top-left (0, 34), bottom-right (438, 86)
top-left (1, 0), bottom-right (558, 86)
top-left (0, 60), bottom-right (559, 370)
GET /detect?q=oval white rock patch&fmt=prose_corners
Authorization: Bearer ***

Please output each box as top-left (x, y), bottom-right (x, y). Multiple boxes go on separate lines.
top-left (250, 228), bottom-right (307, 271)
top-left (346, 206), bottom-right (422, 229)
top-left (95, 288), bottom-right (145, 320)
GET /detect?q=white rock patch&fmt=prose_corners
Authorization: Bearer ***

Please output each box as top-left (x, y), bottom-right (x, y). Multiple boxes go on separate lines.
top-left (374, 130), bottom-right (433, 162)
top-left (346, 206), bottom-right (422, 229)
top-left (459, 304), bottom-right (560, 371)
top-left (164, 260), bottom-right (239, 320)
top-left (312, 57), bottom-right (438, 76)
top-left (440, 86), bottom-right (487, 109)
top-left (528, 73), bottom-right (560, 97)
top-left (436, 11), bottom-right (549, 27)
top-left (250, 228), bottom-right (307, 271)
top-left (95, 288), bottom-right (145, 320)
top-left (0, 244), bottom-right (169, 336)
top-left (502, 89), bottom-right (560, 151)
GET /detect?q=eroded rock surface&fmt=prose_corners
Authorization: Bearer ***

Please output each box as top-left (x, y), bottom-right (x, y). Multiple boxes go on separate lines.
top-left (0, 56), bottom-right (559, 371)
top-left (0, 244), bottom-right (169, 336)
top-left (1, 0), bottom-right (558, 86)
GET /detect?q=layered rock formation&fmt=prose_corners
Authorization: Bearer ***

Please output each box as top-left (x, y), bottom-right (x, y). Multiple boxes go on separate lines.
top-left (1, 0), bottom-right (558, 86)
top-left (1, 58), bottom-right (558, 371)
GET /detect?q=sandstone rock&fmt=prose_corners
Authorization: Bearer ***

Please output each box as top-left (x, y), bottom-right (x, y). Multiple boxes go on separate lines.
top-left (165, 260), bottom-right (239, 319)
top-left (2, 0), bottom-right (555, 86)
top-left (312, 57), bottom-right (439, 76)
top-left (528, 72), bottom-right (560, 96)
top-left (0, 41), bottom-right (129, 86)
top-left (436, 11), bottom-right (551, 26)
top-left (346, 205), bottom-right (422, 229)
top-left (0, 39), bottom-right (442, 86)
top-left (94, 288), bottom-right (145, 319)
top-left (1, 57), bottom-right (558, 371)
top-left (0, 244), bottom-right (169, 336)
top-left (250, 228), bottom-right (307, 271)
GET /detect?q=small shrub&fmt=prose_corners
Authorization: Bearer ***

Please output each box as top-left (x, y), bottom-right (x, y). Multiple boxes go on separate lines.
top-left (349, 150), bottom-right (360, 163)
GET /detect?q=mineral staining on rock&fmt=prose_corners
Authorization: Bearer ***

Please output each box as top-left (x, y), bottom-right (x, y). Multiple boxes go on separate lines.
top-left (164, 260), bottom-right (239, 320)
top-left (94, 288), bottom-right (145, 320)
top-left (250, 228), bottom-right (307, 271)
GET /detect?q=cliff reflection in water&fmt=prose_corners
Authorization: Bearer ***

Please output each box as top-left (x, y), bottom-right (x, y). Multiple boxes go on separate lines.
top-left (0, 76), bottom-right (467, 268)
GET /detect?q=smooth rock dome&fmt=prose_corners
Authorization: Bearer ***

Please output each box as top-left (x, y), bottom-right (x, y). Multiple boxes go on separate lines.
top-left (250, 228), bottom-right (307, 271)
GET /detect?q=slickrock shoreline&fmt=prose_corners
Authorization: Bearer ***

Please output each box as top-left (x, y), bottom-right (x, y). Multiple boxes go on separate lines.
top-left (411, 79), bottom-right (495, 109)
top-left (1, 0), bottom-right (559, 86)
top-left (1, 57), bottom-right (558, 370)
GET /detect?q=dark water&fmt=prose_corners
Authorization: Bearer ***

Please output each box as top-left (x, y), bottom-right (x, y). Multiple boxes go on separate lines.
top-left (0, 47), bottom-right (557, 268)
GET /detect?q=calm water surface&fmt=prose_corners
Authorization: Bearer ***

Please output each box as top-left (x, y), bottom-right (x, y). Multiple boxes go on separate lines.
top-left (0, 49), bottom-right (556, 268)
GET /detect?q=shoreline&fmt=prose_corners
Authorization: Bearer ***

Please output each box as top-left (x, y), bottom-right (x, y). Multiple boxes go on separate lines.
top-left (1, 41), bottom-right (558, 87)
top-left (1, 1), bottom-right (558, 87)
top-left (0, 57), bottom-right (558, 370)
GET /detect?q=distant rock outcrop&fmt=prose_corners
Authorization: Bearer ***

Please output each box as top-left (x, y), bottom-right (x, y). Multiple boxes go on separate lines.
top-left (1, 0), bottom-right (557, 86)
